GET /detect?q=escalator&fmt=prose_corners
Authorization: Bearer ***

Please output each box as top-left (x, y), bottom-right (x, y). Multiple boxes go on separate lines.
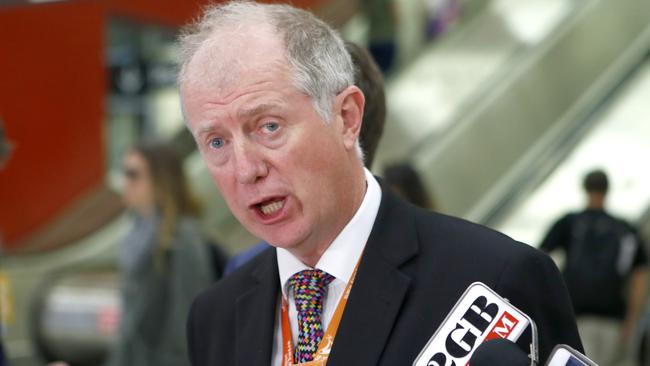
top-left (482, 54), bottom-right (650, 366)
top-left (490, 55), bottom-right (650, 246)
top-left (376, 0), bottom-right (650, 219)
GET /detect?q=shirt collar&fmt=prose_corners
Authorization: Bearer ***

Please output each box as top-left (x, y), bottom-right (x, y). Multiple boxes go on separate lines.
top-left (277, 168), bottom-right (382, 298)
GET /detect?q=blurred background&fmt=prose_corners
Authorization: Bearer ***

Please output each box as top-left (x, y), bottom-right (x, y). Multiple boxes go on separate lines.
top-left (0, 0), bottom-right (649, 365)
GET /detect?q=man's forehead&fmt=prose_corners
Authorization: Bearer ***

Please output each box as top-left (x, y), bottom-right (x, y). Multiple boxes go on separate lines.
top-left (182, 62), bottom-right (300, 133)
top-left (182, 57), bottom-right (293, 113)
top-left (183, 30), bottom-right (287, 93)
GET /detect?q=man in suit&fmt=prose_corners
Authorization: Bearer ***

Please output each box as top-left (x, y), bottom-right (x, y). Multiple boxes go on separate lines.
top-left (178, 2), bottom-right (583, 365)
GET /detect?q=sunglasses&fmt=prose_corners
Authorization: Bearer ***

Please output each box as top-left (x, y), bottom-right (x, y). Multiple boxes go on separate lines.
top-left (122, 167), bottom-right (142, 181)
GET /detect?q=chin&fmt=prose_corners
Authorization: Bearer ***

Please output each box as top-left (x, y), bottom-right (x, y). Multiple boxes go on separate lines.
top-left (254, 228), bottom-right (306, 251)
top-left (257, 235), bottom-right (295, 249)
top-left (239, 212), bottom-right (310, 249)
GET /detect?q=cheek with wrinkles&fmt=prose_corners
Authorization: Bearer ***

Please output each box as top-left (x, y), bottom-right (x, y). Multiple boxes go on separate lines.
top-left (207, 168), bottom-right (230, 195)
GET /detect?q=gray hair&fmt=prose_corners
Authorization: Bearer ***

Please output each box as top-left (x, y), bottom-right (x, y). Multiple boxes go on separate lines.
top-left (178, 1), bottom-right (355, 123)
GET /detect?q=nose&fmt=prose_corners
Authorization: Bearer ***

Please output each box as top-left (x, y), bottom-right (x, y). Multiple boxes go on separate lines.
top-left (232, 140), bottom-right (269, 184)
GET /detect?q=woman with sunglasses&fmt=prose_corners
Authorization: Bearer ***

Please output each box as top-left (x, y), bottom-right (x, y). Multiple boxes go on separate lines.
top-left (105, 141), bottom-right (213, 366)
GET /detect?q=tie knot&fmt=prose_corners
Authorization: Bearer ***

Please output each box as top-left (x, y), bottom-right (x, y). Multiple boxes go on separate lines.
top-left (288, 269), bottom-right (335, 313)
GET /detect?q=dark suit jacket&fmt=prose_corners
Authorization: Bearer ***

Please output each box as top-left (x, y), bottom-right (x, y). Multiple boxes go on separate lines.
top-left (187, 188), bottom-right (583, 365)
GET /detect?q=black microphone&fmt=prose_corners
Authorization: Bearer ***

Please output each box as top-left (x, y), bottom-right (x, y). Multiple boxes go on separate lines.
top-left (470, 338), bottom-right (530, 366)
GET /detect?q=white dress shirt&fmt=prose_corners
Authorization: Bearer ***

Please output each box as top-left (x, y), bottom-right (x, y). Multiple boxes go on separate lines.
top-left (271, 168), bottom-right (382, 366)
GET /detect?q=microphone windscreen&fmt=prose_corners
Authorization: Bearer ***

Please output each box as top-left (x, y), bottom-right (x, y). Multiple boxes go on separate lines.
top-left (470, 339), bottom-right (529, 366)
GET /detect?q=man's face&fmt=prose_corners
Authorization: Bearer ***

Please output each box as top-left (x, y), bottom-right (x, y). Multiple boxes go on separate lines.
top-left (181, 31), bottom-right (363, 254)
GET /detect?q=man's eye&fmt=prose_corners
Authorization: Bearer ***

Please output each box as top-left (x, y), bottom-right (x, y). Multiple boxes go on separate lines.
top-left (209, 137), bottom-right (224, 149)
top-left (263, 122), bottom-right (279, 132)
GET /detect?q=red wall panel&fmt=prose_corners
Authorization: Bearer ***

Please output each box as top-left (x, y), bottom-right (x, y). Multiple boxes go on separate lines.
top-left (0, 0), bottom-right (329, 250)
top-left (0, 1), bottom-right (106, 247)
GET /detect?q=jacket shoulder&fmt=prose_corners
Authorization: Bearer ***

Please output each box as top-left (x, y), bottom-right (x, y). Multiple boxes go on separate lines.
top-left (412, 208), bottom-right (541, 261)
top-left (186, 247), bottom-right (276, 365)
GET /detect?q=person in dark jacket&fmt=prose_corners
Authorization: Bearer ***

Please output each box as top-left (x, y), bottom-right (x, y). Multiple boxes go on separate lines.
top-left (541, 169), bottom-right (648, 365)
top-left (383, 162), bottom-right (435, 210)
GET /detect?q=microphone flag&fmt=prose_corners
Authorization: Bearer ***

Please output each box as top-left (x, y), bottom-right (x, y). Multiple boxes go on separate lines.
top-left (413, 282), bottom-right (536, 366)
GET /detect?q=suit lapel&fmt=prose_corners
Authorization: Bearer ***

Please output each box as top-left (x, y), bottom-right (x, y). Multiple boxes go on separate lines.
top-left (235, 249), bottom-right (279, 366)
top-left (327, 187), bottom-right (419, 366)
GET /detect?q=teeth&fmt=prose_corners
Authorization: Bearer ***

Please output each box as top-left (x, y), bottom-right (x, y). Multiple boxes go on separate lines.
top-left (260, 199), bottom-right (284, 215)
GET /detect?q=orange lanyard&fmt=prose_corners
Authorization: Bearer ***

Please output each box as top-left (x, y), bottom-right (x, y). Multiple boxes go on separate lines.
top-left (281, 260), bottom-right (361, 366)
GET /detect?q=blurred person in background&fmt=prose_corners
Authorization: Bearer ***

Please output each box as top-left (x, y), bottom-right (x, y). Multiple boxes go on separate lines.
top-left (104, 141), bottom-right (213, 366)
top-left (541, 169), bottom-right (648, 366)
top-left (222, 40), bottom-right (387, 275)
top-left (361, 0), bottom-right (398, 73)
top-left (383, 162), bottom-right (435, 210)
top-left (348, 41), bottom-right (386, 171)
top-left (424, 0), bottom-right (460, 40)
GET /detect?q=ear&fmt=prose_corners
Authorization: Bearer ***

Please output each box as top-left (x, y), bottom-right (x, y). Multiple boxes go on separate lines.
top-left (334, 85), bottom-right (365, 152)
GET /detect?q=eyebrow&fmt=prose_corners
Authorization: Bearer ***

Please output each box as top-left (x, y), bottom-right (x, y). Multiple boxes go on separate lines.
top-left (197, 125), bottom-right (216, 136)
top-left (238, 102), bottom-right (284, 120)
top-left (195, 102), bottom-right (285, 137)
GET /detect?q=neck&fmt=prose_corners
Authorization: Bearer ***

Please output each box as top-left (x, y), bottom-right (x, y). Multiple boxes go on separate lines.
top-left (134, 204), bottom-right (156, 218)
top-left (296, 246), bottom-right (330, 268)
top-left (587, 193), bottom-right (605, 210)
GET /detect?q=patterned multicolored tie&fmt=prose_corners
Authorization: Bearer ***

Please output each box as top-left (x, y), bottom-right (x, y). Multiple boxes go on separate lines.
top-left (288, 269), bottom-right (335, 363)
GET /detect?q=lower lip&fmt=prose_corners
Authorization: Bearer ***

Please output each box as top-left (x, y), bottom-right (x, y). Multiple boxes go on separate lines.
top-left (253, 197), bottom-right (288, 224)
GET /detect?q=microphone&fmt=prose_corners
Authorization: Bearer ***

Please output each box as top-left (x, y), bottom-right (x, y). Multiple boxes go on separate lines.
top-left (412, 282), bottom-right (538, 366)
top-left (545, 345), bottom-right (597, 366)
top-left (470, 338), bottom-right (530, 366)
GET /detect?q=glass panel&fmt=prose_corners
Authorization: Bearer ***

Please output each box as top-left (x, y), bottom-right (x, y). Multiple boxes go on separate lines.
top-left (385, 0), bottom-right (585, 157)
top-left (105, 18), bottom-right (183, 188)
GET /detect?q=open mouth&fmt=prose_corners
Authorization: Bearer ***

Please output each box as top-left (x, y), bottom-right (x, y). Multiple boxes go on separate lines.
top-left (254, 197), bottom-right (286, 217)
